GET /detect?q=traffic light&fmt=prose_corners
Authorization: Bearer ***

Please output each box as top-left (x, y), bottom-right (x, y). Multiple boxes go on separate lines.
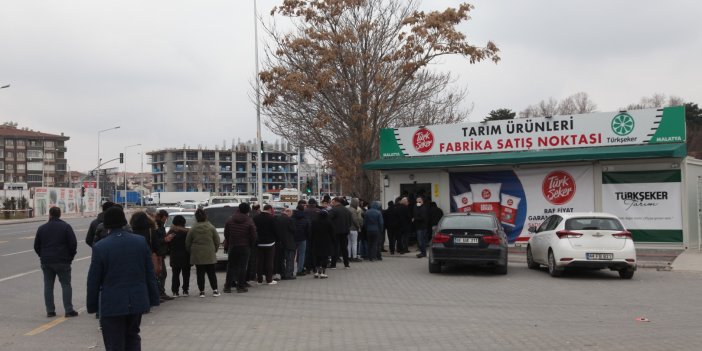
top-left (81, 186), bottom-right (85, 197)
top-left (119, 152), bottom-right (124, 163)
top-left (259, 141), bottom-right (264, 154)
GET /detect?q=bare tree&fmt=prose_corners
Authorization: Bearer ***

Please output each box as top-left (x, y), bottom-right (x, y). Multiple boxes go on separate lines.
top-left (259, 0), bottom-right (499, 200)
top-left (626, 93), bottom-right (684, 110)
top-left (521, 92), bottom-right (597, 117)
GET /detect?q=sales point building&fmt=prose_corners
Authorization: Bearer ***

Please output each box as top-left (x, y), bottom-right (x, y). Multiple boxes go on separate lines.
top-left (364, 106), bottom-right (702, 249)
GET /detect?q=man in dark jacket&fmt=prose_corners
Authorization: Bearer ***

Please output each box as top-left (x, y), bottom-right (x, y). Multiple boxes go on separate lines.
top-left (253, 204), bottom-right (278, 284)
top-left (85, 201), bottom-right (114, 247)
top-left (34, 206), bottom-right (78, 318)
top-left (87, 206), bottom-right (159, 350)
top-left (223, 203), bottom-right (257, 293)
top-left (383, 200), bottom-right (399, 255)
top-left (428, 201), bottom-right (444, 234)
top-left (329, 197), bottom-right (353, 269)
top-left (303, 199), bottom-right (321, 274)
top-left (293, 204), bottom-right (311, 276)
top-left (395, 197), bottom-right (412, 254)
top-left (413, 196), bottom-right (429, 258)
top-left (275, 208), bottom-right (297, 280)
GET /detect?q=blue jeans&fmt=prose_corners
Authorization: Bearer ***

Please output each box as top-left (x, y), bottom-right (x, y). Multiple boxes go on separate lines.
top-left (295, 241), bottom-right (306, 273)
top-left (41, 263), bottom-right (74, 314)
top-left (416, 229), bottom-right (428, 255)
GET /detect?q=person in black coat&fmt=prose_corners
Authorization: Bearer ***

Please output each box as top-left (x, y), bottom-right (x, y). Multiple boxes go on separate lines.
top-left (394, 197), bottom-right (412, 254)
top-left (253, 205), bottom-right (278, 284)
top-left (34, 206), bottom-right (78, 318)
top-left (87, 206), bottom-right (160, 351)
top-left (383, 200), bottom-right (399, 255)
top-left (310, 210), bottom-right (334, 278)
top-left (166, 215), bottom-right (191, 297)
top-left (293, 204), bottom-right (311, 276)
top-left (275, 208), bottom-right (297, 280)
top-left (413, 196), bottom-right (430, 258)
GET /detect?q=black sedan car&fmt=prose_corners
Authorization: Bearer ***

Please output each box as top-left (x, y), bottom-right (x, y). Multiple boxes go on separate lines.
top-left (428, 212), bottom-right (509, 274)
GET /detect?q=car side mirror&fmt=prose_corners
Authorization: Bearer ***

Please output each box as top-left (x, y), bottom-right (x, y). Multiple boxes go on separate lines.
top-left (528, 226), bottom-right (536, 233)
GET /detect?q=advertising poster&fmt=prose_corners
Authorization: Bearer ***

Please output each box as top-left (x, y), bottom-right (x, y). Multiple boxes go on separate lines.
top-left (32, 187), bottom-right (99, 216)
top-left (449, 166), bottom-right (594, 243)
top-left (602, 170), bottom-right (682, 242)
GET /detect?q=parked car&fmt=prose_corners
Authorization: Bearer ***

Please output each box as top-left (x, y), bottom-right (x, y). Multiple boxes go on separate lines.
top-left (179, 203), bottom-right (198, 212)
top-left (203, 203), bottom-right (238, 262)
top-left (428, 212), bottom-right (509, 274)
top-left (164, 211), bottom-right (196, 232)
top-left (156, 206), bottom-right (184, 214)
top-left (526, 212), bottom-right (637, 279)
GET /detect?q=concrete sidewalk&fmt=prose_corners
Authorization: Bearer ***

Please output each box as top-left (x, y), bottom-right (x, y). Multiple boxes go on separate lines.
top-left (671, 249), bottom-right (702, 272)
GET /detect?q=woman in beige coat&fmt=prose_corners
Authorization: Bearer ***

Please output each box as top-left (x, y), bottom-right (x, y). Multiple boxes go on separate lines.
top-left (185, 209), bottom-right (220, 298)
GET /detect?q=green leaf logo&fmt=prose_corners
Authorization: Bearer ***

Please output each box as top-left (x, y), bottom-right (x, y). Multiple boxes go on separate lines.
top-left (611, 113), bottom-right (635, 136)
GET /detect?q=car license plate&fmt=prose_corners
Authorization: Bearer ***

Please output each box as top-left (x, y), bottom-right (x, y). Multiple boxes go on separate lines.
top-left (586, 253), bottom-right (613, 260)
top-left (454, 237), bottom-right (479, 244)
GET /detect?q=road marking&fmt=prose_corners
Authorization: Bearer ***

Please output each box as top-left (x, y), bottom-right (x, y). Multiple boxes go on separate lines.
top-left (20, 236), bottom-right (35, 240)
top-left (0, 256), bottom-right (90, 282)
top-left (2, 249), bottom-right (34, 257)
top-left (0, 269), bottom-right (41, 283)
top-left (25, 307), bottom-right (87, 336)
top-left (0, 241), bottom-right (7, 244)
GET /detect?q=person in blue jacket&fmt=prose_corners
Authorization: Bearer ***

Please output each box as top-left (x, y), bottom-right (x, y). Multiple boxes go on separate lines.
top-left (87, 206), bottom-right (160, 350)
top-left (364, 201), bottom-right (385, 262)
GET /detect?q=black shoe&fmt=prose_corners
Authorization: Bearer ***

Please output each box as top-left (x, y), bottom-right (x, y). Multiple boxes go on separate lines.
top-left (65, 311), bottom-right (79, 317)
top-left (381, 249), bottom-right (388, 252)
top-left (47, 312), bottom-right (56, 318)
top-left (237, 288), bottom-right (248, 293)
top-left (160, 294), bottom-right (174, 301)
top-left (223, 288), bottom-right (232, 294)
top-left (297, 271), bottom-right (307, 276)
top-left (416, 253), bottom-right (426, 258)
top-left (243, 282), bottom-right (252, 288)
top-left (281, 276), bottom-right (296, 280)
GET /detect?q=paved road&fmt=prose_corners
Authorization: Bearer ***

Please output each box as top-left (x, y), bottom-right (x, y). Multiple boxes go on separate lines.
top-left (1, 219), bottom-right (701, 350)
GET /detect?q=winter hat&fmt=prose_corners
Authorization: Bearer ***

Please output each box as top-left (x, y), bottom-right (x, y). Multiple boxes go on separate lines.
top-left (103, 207), bottom-right (128, 229)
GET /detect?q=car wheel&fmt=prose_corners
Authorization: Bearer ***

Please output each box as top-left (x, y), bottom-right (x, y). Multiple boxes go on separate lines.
top-left (548, 250), bottom-right (563, 277)
top-left (494, 264), bottom-right (508, 275)
top-left (619, 268), bottom-right (635, 279)
top-left (428, 259), bottom-right (442, 274)
top-left (526, 246), bottom-right (540, 270)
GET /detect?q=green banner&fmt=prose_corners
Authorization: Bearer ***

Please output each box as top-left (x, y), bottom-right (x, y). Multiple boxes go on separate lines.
top-left (379, 128), bottom-right (404, 158)
top-left (630, 229), bottom-right (683, 243)
top-left (602, 170), bottom-right (681, 184)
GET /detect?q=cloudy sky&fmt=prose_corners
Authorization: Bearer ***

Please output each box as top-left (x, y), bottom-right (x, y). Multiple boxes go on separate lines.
top-left (1, 0), bottom-right (701, 172)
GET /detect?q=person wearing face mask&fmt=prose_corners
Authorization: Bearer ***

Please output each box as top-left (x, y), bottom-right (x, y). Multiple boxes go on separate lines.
top-left (412, 197), bottom-right (429, 258)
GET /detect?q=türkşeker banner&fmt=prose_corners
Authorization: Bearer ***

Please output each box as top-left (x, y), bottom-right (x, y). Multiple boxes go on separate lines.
top-left (601, 170), bottom-right (683, 242)
top-left (449, 166), bottom-right (594, 243)
top-left (380, 106), bottom-right (685, 158)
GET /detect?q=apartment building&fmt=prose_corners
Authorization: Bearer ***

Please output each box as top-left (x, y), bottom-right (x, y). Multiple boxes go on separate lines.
top-left (0, 124), bottom-right (69, 189)
top-left (148, 140), bottom-right (300, 195)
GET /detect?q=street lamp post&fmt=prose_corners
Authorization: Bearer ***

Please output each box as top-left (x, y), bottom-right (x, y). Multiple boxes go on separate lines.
top-left (254, 0), bottom-right (263, 205)
top-left (97, 126), bottom-right (120, 200)
top-left (123, 143), bottom-right (141, 208)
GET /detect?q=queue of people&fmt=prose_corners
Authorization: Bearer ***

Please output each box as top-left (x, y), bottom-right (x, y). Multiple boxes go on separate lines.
top-left (33, 195), bottom-right (441, 350)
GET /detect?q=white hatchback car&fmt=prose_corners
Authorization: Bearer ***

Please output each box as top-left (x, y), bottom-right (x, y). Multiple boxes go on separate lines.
top-left (526, 213), bottom-right (637, 279)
